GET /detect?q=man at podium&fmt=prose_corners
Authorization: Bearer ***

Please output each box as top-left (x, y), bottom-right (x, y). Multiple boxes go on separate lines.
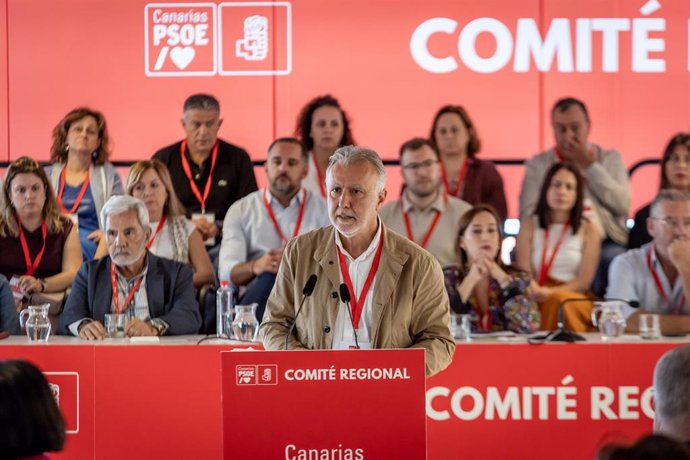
top-left (261, 146), bottom-right (455, 376)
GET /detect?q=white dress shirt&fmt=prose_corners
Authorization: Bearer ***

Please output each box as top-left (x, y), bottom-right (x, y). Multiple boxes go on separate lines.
top-left (331, 221), bottom-right (383, 350)
top-left (219, 187), bottom-right (330, 284)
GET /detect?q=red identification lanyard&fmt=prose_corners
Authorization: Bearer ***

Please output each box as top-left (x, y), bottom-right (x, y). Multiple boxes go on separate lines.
top-left (647, 247), bottom-right (685, 314)
top-left (441, 157), bottom-right (468, 197)
top-left (261, 188), bottom-right (307, 245)
top-left (110, 262), bottom-right (145, 314)
top-left (57, 168), bottom-right (90, 214)
top-left (336, 230), bottom-right (384, 329)
top-left (17, 218), bottom-right (47, 277)
top-left (180, 140), bottom-right (218, 213)
top-left (146, 216), bottom-right (167, 250)
top-left (538, 220), bottom-right (571, 285)
top-left (472, 282), bottom-right (492, 331)
top-left (312, 154), bottom-right (326, 198)
top-left (401, 194), bottom-right (446, 249)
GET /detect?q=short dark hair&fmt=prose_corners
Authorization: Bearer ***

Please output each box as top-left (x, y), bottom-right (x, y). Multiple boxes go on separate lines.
top-left (534, 162), bottom-right (584, 234)
top-left (552, 97), bottom-right (589, 123)
top-left (183, 94), bottom-right (220, 113)
top-left (660, 133), bottom-right (690, 190)
top-left (0, 360), bottom-right (65, 459)
top-left (267, 137), bottom-right (308, 161)
top-left (399, 137), bottom-right (438, 158)
top-left (429, 105), bottom-right (481, 158)
top-left (294, 94), bottom-right (354, 151)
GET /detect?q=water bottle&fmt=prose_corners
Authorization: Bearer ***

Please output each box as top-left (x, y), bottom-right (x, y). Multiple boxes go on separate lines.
top-left (216, 281), bottom-right (235, 338)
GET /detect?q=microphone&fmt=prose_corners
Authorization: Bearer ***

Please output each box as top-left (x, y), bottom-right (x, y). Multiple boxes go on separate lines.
top-left (599, 297), bottom-right (640, 309)
top-left (339, 283), bottom-right (359, 349)
top-left (284, 274), bottom-right (318, 350)
top-left (545, 298), bottom-right (640, 342)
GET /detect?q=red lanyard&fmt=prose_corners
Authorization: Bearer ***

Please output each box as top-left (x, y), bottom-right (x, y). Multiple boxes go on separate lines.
top-left (312, 154), bottom-right (326, 198)
top-left (472, 281), bottom-right (492, 331)
top-left (17, 218), bottom-right (47, 277)
top-left (401, 194), bottom-right (445, 249)
top-left (336, 230), bottom-right (384, 329)
top-left (440, 157), bottom-right (468, 197)
top-left (146, 216), bottom-right (167, 250)
top-left (261, 188), bottom-right (307, 245)
top-left (57, 168), bottom-right (90, 214)
top-left (647, 247), bottom-right (685, 314)
top-left (538, 220), bottom-right (571, 285)
top-left (110, 261), bottom-right (145, 314)
top-left (180, 140), bottom-right (218, 213)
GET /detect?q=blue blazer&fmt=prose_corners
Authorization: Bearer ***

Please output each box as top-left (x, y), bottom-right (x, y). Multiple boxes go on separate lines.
top-left (58, 252), bottom-right (201, 335)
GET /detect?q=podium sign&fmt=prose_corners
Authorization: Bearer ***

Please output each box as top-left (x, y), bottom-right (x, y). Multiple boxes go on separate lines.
top-left (221, 349), bottom-right (427, 459)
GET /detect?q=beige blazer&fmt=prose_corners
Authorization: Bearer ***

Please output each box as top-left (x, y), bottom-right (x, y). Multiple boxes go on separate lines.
top-left (261, 225), bottom-right (455, 377)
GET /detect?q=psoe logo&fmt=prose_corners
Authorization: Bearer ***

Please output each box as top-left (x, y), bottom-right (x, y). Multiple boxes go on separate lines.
top-left (144, 2), bottom-right (292, 77)
top-left (236, 364), bottom-right (279, 386)
top-left (44, 372), bottom-right (80, 434)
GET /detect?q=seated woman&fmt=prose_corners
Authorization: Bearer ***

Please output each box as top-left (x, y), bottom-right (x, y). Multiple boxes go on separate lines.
top-left (96, 160), bottom-right (215, 289)
top-left (294, 95), bottom-right (355, 198)
top-left (0, 360), bottom-right (66, 460)
top-left (445, 204), bottom-right (540, 333)
top-left (628, 133), bottom-right (690, 249)
top-left (0, 157), bottom-right (82, 313)
top-left (515, 162), bottom-right (601, 331)
top-left (429, 105), bottom-right (508, 221)
top-left (47, 107), bottom-right (124, 261)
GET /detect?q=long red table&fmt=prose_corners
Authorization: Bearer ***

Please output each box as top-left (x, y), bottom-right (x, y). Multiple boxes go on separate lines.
top-left (0, 334), bottom-right (686, 459)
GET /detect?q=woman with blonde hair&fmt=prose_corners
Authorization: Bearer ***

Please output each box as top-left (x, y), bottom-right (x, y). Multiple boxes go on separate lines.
top-left (46, 107), bottom-right (123, 261)
top-left (0, 156), bottom-right (82, 303)
top-left (95, 160), bottom-right (214, 289)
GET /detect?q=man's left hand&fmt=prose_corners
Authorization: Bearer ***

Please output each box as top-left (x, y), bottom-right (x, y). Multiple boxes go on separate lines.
top-left (669, 238), bottom-right (690, 273)
top-left (126, 318), bottom-right (158, 337)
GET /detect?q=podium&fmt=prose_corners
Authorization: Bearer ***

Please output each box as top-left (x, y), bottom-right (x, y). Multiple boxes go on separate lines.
top-left (221, 348), bottom-right (428, 459)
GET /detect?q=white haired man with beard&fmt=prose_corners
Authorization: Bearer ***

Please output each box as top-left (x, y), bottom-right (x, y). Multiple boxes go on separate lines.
top-left (59, 195), bottom-right (200, 338)
top-left (653, 345), bottom-right (690, 445)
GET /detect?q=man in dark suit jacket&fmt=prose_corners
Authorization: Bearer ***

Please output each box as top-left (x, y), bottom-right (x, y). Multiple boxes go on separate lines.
top-left (58, 196), bottom-right (200, 338)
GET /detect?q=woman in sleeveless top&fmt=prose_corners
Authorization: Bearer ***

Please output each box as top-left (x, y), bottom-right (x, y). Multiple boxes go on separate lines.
top-left (516, 162), bottom-right (602, 331)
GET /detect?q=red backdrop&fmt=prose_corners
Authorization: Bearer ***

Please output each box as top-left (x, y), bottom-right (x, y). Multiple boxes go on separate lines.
top-left (1, 0), bottom-right (689, 216)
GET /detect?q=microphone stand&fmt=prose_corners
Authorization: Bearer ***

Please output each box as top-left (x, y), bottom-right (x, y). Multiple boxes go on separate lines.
top-left (542, 303), bottom-right (585, 342)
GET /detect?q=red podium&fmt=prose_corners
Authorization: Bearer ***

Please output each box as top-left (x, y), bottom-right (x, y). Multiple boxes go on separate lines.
top-left (221, 349), bottom-right (428, 459)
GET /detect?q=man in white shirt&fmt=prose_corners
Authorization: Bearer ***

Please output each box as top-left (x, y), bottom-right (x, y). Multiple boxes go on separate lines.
top-left (380, 137), bottom-right (471, 267)
top-left (261, 146), bottom-right (455, 377)
top-left (607, 190), bottom-right (690, 335)
top-left (219, 138), bottom-right (330, 321)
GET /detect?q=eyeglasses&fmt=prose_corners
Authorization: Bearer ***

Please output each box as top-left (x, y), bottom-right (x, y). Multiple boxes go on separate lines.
top-left (650, 217), bottom-right (690, 229)
top-left (401, 159), bottom-right (438, 172)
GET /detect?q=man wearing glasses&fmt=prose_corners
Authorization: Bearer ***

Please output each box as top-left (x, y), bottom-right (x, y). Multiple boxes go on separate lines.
top-left (607, 189), bottom-right (690, 335)
top-left (379, 138), bottom-right (471, 268)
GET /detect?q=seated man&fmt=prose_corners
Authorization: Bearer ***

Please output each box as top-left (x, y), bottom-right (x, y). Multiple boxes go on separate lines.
top-left (58, 195), bottom-right (200, 339)
top-left (0, 275), bottom-right (20, 334)
top-left (261, 145), bottom-right (455, 377)
top-left (380, 137), bottom-right (471, 267)
top-left (219, 138), bottom-right (330, 321)
top-left (653, 344), bottom-right (690, 443)
top-left (607, 190), bottom-right (690, 335)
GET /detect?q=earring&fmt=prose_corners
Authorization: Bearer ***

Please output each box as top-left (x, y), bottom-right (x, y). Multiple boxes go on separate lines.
top-left (92, 150), bottom-right (98, 160)
top-left (64, 145), bottom-right (69, 153)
